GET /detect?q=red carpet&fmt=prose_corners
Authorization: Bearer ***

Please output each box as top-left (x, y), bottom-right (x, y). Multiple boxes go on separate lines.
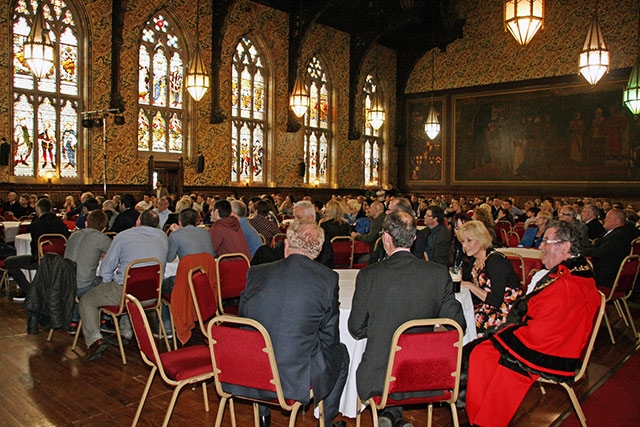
top-left (561, 348), bottom-right (640, 427)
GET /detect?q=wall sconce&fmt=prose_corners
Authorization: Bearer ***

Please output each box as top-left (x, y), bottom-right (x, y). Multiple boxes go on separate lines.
top-left (314, 179), bottom-right (320, 188)
top-left (45, 170), bottom-right (55, 184)
top-left (504, 0), bottom-right (544, 46)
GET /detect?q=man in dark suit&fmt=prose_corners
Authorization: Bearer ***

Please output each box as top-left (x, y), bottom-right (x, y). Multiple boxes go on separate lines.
top-left (348, 211), bottom-right (466, 427)
top-left (109, 193), bottom-right (139, 233)
top-left (422, 205), bottom-right (452, 266)
top-left (582, 203), bottom-right (605, 241)
top-left (238, 221), bottom-right (348, 427)
top-left (583, 208), bottom-right (640, 288)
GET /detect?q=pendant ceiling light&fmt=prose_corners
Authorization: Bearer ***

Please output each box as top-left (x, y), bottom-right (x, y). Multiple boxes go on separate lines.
top-left (424, 50), bottom-right (440, 140)
top-left (23, 3), bottom-right (55, 79)
top-left (185, 0), bottom-right (210, 101)
top-left (289, 69), bottom-right (310, 118)
top-left (623, 5), bottom-right (640, 115)
top-left (367, 88), bottom-right (385, 130)
top-left (504, 0), bottom-right (544, 46)
top-left (579, 3), bottom-right (609, 86)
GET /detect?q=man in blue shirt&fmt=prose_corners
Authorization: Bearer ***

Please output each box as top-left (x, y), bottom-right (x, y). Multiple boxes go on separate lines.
top-left (231, 199), bottom-right (263, 258)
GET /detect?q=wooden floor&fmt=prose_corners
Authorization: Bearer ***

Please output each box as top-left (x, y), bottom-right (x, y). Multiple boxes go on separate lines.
top-left (1, 285), bottom-right (638, 427)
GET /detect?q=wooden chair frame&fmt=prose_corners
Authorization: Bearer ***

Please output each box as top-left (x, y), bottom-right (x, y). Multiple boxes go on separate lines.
top-left (207, 314), bottom-right (325, 427)
top-left (330, 236), bottom-right (353, 269)
top-left (501, 251), bottom-right (526, 288)
top-left (37, 233), bottom-right (67, 263)
top-left (538, 291), bottom-right (606, 427)
top-left (599, 255), bottom-right (640, 344)
top-left (356, 318), bottom-right (464, 427)
top-left (631, 237), bottom-right (640, 256)
top-left (188, 266), bottom-right (219, 339)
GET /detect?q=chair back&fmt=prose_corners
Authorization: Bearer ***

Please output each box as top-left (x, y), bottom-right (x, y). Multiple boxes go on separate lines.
top-left (188, 266), bottom-right (218, 337)
top-left (208, 314), bottom-right (292, 410)
top-left (352, 239), bottom-right (373, 269)
top-left (495, 221), bottom-right (511, 244)
top-left (631, 237), bottom-right (640, 255)
top-left (502, 251), bottom-right (526, 287)
top-left (271, 233), bottom-right (287, 248)
top-left (37, 233), bottom-right (67, 262)
top-left (5, 212), bottom-right (15, 221)
top-left (513, 223), bottom-right (526, 239)
top-left (607, 255), bottom-right (640, 300)
top-left (104, 231), bottom-right (117, 240)
top-left (18, 221), bottom-right (30, 235)
top-left (377, 318), bottom-right (463, 408)
top-left (331, 236), bottom-right (353, 269)
top-left (507, 231), bottom-right (521, 248)
top-left (574, 291), bottom-right (606, 383)
top-left (216, 252), bottom-right (250, 314)
top-left (126, 294), bottom-right (162, 369)
top-left (121, 258), bottom-right (163, 313)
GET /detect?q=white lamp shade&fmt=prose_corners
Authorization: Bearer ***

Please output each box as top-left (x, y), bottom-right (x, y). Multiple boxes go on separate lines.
top-left (186, 45), bottom-right (210, 101)
top-left (23, 5), bottom-right (55, 79)
top-left (367, 90), bottom-right (385, 130)
top-left (505, 0), bottom-right (544, 46)
top-left (424, 104), bottom-right (440, 140)
top-left (624, 56), bottom-right (640, 115)
top-left (579, 13), bottom-right (609, 85)
top-left (290, 73), bottom-right (310, 118)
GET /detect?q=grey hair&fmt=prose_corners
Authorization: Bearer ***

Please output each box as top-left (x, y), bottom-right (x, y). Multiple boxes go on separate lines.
top-left (382, 211), bottom-right (416, 248)
top-left (547, 220), bottom-right (582, 255)
top-left (286, 221), bottom-right (325, 258)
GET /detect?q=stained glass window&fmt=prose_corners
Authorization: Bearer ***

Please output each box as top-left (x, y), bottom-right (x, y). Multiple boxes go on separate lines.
top-left (11, 0), bottom-right (81, 179)
top-left (231, 36), bottom-right (266, 184)
top-left (138, 12), bottom-right (184, 154)
top-left (303, 56), bottom-right (331, 185)
top-left (363, 74), bottom-right (382, 187)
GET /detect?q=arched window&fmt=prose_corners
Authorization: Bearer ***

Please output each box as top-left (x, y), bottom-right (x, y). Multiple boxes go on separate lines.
top-left (11, 0), bottom-right (83, 179)
top-left (138, 12), bottom-right (186, 157)
top-left (230, 36), bottom-right (266, 184)
top-left (363, 74), bottom-right (382, 187)
top-left (303, 56), bottom-right (331, 185)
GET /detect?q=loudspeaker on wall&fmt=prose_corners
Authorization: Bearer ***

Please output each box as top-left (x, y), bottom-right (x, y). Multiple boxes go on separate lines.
top-left (0, 138), bottom-right (10, 166)
top-left (196, 154), bottom-right (205, 173)
top-left (298, 161), bottom-right (306, 177)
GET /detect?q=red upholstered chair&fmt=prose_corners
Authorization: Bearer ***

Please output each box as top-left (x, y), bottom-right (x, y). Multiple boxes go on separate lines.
top-left (356, 318), bottom-right (464, 427)
top-left (495, 221), bottom-right (511, 245)
top-left (506, 231), bottom-right (521, 248)
top-left (270, 233), bottom-right (287, 248)
top-left (126, 295), bottom-right (214, 427)
top-left (331, 236), bottom-right (353, 269)
top-left (215, 252), bottom-right (250, 315)
top-left (207, 314), bottom-right (326, 427)
top-left (537, 291), bottom-right (606, 427)
top-left (72, 258), bottom-right (165, 364)
top-left (512, 223), bottom-right (526, 240)
top-left (37, 233), bottom-right (67, 263)
top-left (4, 211), bottom-right (15, 221)
top-left (352, 239), bottom-right (374, 269)
top-left (598, 255), bottom-right (640, 344)
top-left (17, 221), bottom-right (30, 235)
top-left (188, 266), bottom-right (219, 339)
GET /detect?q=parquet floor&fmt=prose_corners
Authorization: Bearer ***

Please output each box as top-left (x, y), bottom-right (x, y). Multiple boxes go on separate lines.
top-left (1, 286), bottom-right (638, 427)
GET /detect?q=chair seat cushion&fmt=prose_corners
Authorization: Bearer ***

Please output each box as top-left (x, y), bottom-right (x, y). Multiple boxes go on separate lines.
top-left (160, 345), bottom-right (213, 381)
top-left (598, 286), bottom-right (625, 300)
top-left (372, 390), bottom-right (451, 406)
top-left (161, 293), bottom-right (172, 303)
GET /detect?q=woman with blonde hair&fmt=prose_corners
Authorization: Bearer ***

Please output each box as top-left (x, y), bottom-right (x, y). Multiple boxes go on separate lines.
top-left (319, 200), bottom-right (351, 242)
top-left (63, 195), bottom-right (76, 213)
top-left (457, 220), bottom-right (521, 336)
top-left (472, 204), bottom-right (497, 245)
top-left (519, 210), bottom-right (552, 248)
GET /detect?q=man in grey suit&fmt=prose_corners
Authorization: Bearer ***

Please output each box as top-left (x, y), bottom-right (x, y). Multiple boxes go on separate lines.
top-left (238, 220), bottom-right (349, 427)
top-left (349, 211), bottom-right (466, 427)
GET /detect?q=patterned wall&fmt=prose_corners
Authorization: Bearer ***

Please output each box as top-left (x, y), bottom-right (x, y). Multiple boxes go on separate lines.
top-left (0, 0), bottom-right (397, 191)
top-left (407, 0), bottom-right (637, 93)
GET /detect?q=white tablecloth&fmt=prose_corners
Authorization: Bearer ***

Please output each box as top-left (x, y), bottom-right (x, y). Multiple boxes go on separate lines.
top-left (2, 221), bottom-right (23, 243)
top-left (333, 268), bottom-right (477, 418)
top-left (496, 246), bottom-right (543, 259)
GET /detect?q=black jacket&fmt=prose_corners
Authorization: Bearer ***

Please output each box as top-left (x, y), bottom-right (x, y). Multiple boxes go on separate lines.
top-left (28, 212), bottom-right (71, 260)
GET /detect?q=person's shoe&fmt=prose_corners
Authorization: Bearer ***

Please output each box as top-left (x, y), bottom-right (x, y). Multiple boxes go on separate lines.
top-left (100, 318), bottom-right (116, 334)
top-left (67, 322), bottom-right (78, 335)
top-left (12, 291), bottom-right (27, 302)
top-left (378, 409), bottom-right (396, 427)
top-left (105, 335), bottom-right (130, 347)
top-left (331, 421), bottom-right (346, 427)
top-left (259, 414), bottom-right (270, 427)
top-left (87, 339), bottom-right (107, 361)
top-left (153, 331), bottom-right (173, 340)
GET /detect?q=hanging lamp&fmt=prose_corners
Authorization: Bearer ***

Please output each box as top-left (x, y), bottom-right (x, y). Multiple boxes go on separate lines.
top-left (623, 5), bottom-right (640, 115)
top-left (579, 3), bottom-right (609, 86)
top-left (424, 51), bottom-right (440, 140)
top-left (23, 3), bottom-right (55, 79)
top-left (185, 0), bottom-right (210, 101)
top-left (504, 0), bottom-right (544, 46)
top-left (367, 88), bottom-right (385, 130)
top-left (289, 68), bottom-right (310, 118)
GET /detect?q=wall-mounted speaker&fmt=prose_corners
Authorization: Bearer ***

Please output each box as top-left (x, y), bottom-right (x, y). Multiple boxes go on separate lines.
top-left (298, 161), bottom-right (306, 177)
top-left (0, 139), bottom-right (10, 166)
top-left (196, 154), bottom-right (205, 173)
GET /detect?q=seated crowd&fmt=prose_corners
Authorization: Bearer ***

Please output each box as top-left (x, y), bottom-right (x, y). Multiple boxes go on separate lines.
top-left (1, 188), bottom-right (639, 427)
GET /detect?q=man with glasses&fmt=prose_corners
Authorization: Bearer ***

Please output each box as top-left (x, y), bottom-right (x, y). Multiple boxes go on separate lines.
top-left (558, 205), bottom-right (589, 250)
top-left (464, 221), bottom-right (601, 427)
